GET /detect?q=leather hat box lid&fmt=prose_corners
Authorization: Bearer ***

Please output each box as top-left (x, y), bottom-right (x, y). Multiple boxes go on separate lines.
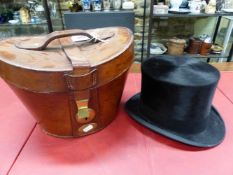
top-left (0, 27), bottom-right (134, 93)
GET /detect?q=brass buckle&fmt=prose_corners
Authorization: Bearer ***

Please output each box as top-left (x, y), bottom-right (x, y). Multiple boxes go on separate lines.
top-left (76, 99), bottom-right (95, 124)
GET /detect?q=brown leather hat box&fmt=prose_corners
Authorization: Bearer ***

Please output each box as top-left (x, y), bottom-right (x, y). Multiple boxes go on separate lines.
top-left (0, 27), bottom-right (134, 137)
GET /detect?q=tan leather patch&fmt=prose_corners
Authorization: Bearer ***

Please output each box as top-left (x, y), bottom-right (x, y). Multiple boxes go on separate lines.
top-left (42, 64), bottom-right (55, 68)
top-left (0, 51), bottom-right (16, 60)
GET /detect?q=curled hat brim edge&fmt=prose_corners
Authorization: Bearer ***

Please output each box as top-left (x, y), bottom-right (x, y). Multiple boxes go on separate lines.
top-left (125, 93), bottom-right (226, 148)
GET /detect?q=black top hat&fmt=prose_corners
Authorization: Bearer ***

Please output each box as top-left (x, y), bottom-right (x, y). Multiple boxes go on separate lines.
top-left (125, 55), bottom-right (225, 147)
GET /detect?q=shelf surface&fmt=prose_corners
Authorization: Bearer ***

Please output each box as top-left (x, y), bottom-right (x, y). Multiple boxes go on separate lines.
top-left (64, 10), bottom-right (135, 15)
top-left (0, 21), bottom-right (47, 27)
top-left (186, 53), bottom-right (228, 58)
top-left (153, 12), bottom-right (233, 18)
top-left (150, 53), bottom-right (228, 59)
top-left (0, 17), bottom-right (62, 27)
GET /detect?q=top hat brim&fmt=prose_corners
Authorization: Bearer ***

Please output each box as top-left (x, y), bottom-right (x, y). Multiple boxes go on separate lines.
top-left (125, 93), bottom-right (226, 148)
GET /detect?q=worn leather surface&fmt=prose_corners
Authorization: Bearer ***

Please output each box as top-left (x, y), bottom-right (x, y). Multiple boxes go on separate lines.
top-left (0, 27), bottom-right (134, 137)
top-left (0, 27), bottom-right (134, 93)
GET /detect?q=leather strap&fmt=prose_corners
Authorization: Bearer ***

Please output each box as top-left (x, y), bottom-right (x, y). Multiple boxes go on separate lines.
top-left (59, 36), bottom-right (102, 137)
top-left (59, 37), bottom-right (98, 91)
top-left (64, 68), bottom-right (97, 91)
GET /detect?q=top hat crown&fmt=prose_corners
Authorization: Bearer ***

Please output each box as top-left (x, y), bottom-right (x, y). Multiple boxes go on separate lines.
top-left (125, 55), bottom-right (225, 147)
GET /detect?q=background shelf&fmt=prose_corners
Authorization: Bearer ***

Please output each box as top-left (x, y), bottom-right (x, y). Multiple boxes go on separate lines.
top-left (153, 12), bottom-right (233, 18)
top-left (146, 0), bottom-right (233, 62)
top-left (150, 53), bottom-right (228, 59)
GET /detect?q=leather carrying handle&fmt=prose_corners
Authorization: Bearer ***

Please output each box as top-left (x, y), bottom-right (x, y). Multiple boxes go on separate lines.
top-left (15, 30), bottom-right (99, 51)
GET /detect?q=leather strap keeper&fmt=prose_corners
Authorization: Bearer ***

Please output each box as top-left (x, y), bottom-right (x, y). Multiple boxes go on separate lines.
top-left (64, 68), bottom-right (97, 91)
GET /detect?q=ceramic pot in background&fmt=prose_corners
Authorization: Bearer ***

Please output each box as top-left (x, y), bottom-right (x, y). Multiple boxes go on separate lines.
top-left (103, 0), bottom-right (111, 11)
top-left (19, 7), bottom-right (30, 24)
top-left (200, 36), bottom-right (212, 55)
top-left (82, 0), bottom-right (91, 11)
top-left (167, 38), bottom-right (186, 55)
top-left (188, 37), bottom-right (203, 54)
top-left (216, 0), bottom-right (224, 11)
top-left (170, 0), bottom-right (183, 10)
top-left (224, 0), bottom-right (233, 9)
top-left (205, 0), bottom-right (216, 14)
top-left (112, 0), bottom-right (122, 10)
top-left (92, 0), bottom-right (102, 11)
top-left (122, 0), bottom-right (135, 10)
top-left (180, 0), bottom-right (189, 8)
top-left (200, 42), bottom-right (212, 55)
top-left (189, 0), bottom-right (204, 13)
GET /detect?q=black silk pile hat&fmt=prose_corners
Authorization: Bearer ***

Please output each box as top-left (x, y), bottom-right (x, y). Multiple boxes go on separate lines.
top-left (125, 55), bottom-right (225, 147)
